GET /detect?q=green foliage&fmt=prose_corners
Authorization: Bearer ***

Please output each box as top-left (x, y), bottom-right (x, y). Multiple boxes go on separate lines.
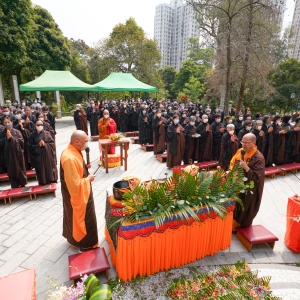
top-left (167, 259), bottom-right (281, 299)
top-left (111, 165), bottom-right (251, 229)
top-left (183, 76), bottom-right (204, 101)
top-left (160, 66), bottom-right (177, 99)
top-left (79, 274), bottom-right (112, 300)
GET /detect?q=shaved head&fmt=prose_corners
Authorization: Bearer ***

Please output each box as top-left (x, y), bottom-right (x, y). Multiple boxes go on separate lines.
top-left (103, 109), bottom-right (109, 115)
top-left (244, 133), bottom-right (256, 142)
top-left (70, 130), bottom-right (88, 151)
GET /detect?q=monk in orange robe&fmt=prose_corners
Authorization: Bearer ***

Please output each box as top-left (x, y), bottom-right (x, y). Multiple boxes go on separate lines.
top-left (60, 130), bottom-right (98, 251)
top-left (98, 109), bottom-right (117, 154)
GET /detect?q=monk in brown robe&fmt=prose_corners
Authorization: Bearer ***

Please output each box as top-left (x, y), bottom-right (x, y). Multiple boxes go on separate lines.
top-left (60, 130), bottom-right (98, 251)
top-left (74, 104), bottom-right (88, 135)
top-left (28, 120), bottom-right (58, 185)
top-left (152, 109), bottom-right (166, 155)
top-left (0, 116), bottom-right (27, 188)
top-left (183, 116), bottom-right (197, 164)
top-left (219, 124), bottom-right (239, 171)
top-left (230, 133), bottom-right (265, 229)
top-left (98, 110), bottom-right (117, 154)
top-left (166, 115), bottom-right (185, 168)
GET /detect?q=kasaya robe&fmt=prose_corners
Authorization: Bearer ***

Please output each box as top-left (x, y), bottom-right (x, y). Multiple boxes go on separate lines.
top-left (152, 116), bottom-right (166, 154)
top-left (262, 124), bottom-right (273, 166)
top-left (219, 133), bottom-right (239, 171)
top-left (74, 109), bottom-right (88, 135)
top-left (211, 122), bottom-right (224, 161)
top-left (230, 147), bottom-right (265, 227)
top-left (183, 123), bottom-right (197, 164)
top-left (87, 107), bottom-right (100, 136)
top-left (129, 110), bottom-right (139, 131)
top-left (60, 144), bottom-right (98, 250)
top-left (292, 130), bottom-right (300, 162)
top-left (120, 110), bottom-right (130, 132)
top-left (98, 117), bottom-right (117, 154)
top-left (110, 111), bottom-right (120, 131)
top-left (166, 123), bottom-right (185, 168)
top-left (195, 122), bottom-right (213, 162)
top-left (138, 114), bottom-right (150, 145)
top-left (273, 124), bottom-right (285, 165)
top-left (251, 128), bottom-right (266, 155)
top-left (0, 128), bottom-right (27, 188)
top-left (14, 124), bottom-right (31, 170)
top-left (45, 112), bottom-right (56, 134)
top-left (281, 123), bottom-right (294, 163)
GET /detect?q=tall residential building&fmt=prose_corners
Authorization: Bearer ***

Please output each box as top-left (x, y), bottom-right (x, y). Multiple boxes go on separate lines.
top-left (289, 0), bottom-right (300, 60)
top-left (154, 0), bottom-right (200, 70)
top-left (270, 0), bottom-right (287, 31)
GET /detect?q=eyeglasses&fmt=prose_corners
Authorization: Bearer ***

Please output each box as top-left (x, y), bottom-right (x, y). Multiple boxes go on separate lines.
top-left (241, 141), bottom-right (254, 145)
top-left (77, 140), bottom-right (86, 145)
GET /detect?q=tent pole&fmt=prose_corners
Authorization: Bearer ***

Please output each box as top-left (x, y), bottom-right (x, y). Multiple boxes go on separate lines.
top-left (55, 91), bottom-right (62, 119)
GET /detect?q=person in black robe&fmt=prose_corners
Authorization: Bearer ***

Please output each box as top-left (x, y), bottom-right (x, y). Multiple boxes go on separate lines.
top-left (219, 124), bottom-right (239, 171)
top-left (183, 116), bottom-right (197, 164)
top-left (22, 106), bottom-right (36, 132)
top-left (110, 107), bottom-right (120, 131)
top-left (86, 100), bottom-right (100, 136)
top-left (234, 113), bottom-right (244, 135)
top-left (272, 115), bottom-right (286, 165)
top-left (211, 114), bottom-right (225, 160)
top-left (166, 115), bottom-right (186, 168)
top-left (138, 109), bottom-right (150, 145)
top-left (195, 114), bottom-right (213, 162)
top-left (129, 105), bottom-right (139, 131)
top-left (281, 115), bottom-right (297, 163)
top-left (120, 107), bottom-right (130, 132)
top-left (152, 110), bottom-right (166, 155)
top-left (231, 133), bottom-right (265, 228)
top-left (237, 120), bottom-right (253, 144)
top-left (251, 120), bottom-right (266, 155)
top-left (42, 106), bottom-right (56, 134)
top-left (262, 115), bottom-right (274, 166)
top-left (74, 104), bottom-right (88, 135)
top-left (28, 119), bottom-right (58, 185)
top-left (291, 117), bottom-right (300, 162)
top-left (0, 116), bottom-right (27, 188)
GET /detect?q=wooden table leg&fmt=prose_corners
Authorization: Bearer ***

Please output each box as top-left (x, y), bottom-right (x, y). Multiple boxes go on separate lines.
top-left (120, 144), bottom-right (123, 167)
top-left (105, 145), bottom-right (108, 173)
top-left (124, 143), bottom-right (128, 171)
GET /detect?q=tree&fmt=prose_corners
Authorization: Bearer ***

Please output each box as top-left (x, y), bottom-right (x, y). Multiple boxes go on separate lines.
top-left (160, 66), bottom-right (177, 99)
top-left (187, 37), bottom-right (214, 69)
top-left (0, 0), bottom-right (33, 74)
top-left (183, 76), bottom-right (204, 101)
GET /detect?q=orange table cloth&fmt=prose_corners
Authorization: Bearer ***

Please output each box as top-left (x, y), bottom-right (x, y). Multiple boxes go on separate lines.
top-left (105, 203), bottom-right (234, 281)
top-left (285, 196), bottom-right (300, 252)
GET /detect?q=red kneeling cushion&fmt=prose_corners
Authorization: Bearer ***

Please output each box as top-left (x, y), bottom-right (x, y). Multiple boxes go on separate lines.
top-left (7, 187), bottom-right (33, 198)
top-left (236, 225), bottom-right (278, 244)
top-left (265, 166), bottom-right (282, 175)
top-left (68, 247), bottom-right (110, 280)
top-left (279, 163), bottom-right (300, 171)
top-left (32, 183), bottom-right (56, 195)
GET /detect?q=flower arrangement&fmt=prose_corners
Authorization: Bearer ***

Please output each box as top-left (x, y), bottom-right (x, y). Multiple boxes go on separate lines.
top-left (110, 165), bottom-right (254, 229)
top-left (46, 274), bottom-right (111, 300)
top-left (108, 133), bottom-right (123, 141)
top-left (167, 260), bottom-right (281, 299)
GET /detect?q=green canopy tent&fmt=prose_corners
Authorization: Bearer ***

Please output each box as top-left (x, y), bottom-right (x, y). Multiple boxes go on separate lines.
top-left (19, 70), bottom-right (94, 91)
top-left (89, 72), bottom-right (157, 92)
top-left (19, 70), bottom-right (95, 118)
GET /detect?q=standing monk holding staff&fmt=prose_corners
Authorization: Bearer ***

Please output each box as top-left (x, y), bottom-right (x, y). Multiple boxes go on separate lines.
top-left (60, 130), bottom-right (98, 252)
top-left (230, 133), bottom-right (265, 230)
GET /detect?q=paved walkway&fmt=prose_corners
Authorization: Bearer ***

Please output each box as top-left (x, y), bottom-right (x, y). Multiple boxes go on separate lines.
top-left (0, 117), bottom-right (299, 299)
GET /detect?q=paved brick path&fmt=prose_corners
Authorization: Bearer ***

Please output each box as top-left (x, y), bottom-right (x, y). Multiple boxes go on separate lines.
top-left (0, 117), bottom-right (299, 299)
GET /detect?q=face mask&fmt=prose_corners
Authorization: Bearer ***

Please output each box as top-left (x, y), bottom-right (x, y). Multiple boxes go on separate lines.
top-left (247, 117), bottom-right (251, 120)
top-left (4, 123), bottom-right (12, 129)
top-left (76, 107), bottom-right (80, 110)
top-left (36, 125), bottom-right (43, 131)
top-left (228, 119), bottom-right (232, 124)
top-left (203, 119), bottom-right (208, 123)
top-left (22, 104), bottom-right (25, 107)
top-left (174, 119), bottom-right (179, 124)
top-left (164, 112), bottom-right (167, 115)
top-left (200, 105), bottom-right (202, 108)
top-left (153, 110), bottom-right (156, 113)
top-left (38, 117), bottom-right (44, 121)
top-left (182, 114), bottom-right (186, 118)
top-left (157, 113), bottom-right (161, 118)
top-left (104, 115), bottom-right (109, 118)
top-left (196, 114), bottom-right (200, 117)
top-left (259, 117), bottom-right (262, 120)
top-left (141, 104), bottom-right (145, 108)
top-left (3, 112), bottom-right (9, 116)
top-left (266, 120), bottom-right (271, 125)
top-left (239, 117), bottom-right (243, 121)
top-left (91, 104), bottom-right (95, 107)
top-left (257, 126), bottom-right (262, 130)
top-left (34, 101), bottom-right (37, 103)
top-left (15, 115), bottom-right (21, 120)
top-left (7, 104), bottom-right (11, 107)
top-left (288, 120), bottom-right (292, 124)
top-left (228, 130), bottom-right (234, 135)
top-left (246, 126), bottom-right (252, 131)
top-left (216, 118), bottom-right (221, 123)
top-left (190, 122), bottom-right (195, 126)
top-left (276, 120), bottom-right (281, 125)
top-left (124, 105), bottom-right (126, 108)
top-left (143, 111), bottom-right (146, 114)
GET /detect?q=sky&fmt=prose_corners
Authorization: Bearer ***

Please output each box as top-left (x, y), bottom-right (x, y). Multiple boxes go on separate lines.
top-left (33, 0), bottom-right (295, 46)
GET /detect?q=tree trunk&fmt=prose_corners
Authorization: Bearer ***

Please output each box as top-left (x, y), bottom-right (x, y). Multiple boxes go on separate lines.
top-left (237, 0), bottom-right (254, 112)
top-left (224, 19), bottom-right (232, 116)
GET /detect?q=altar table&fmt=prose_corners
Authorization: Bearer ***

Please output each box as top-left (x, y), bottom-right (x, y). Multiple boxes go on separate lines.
top-left (99, 139), bottom-right (130, 173)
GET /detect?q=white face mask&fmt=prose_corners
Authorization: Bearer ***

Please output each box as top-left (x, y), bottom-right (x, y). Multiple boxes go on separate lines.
top-left (239, 116), bottom-right (243, 121)
top-left (76, 107), bottom-right (80, 110)
top-left (15, 115), bottom-right (21, 120)
top-left (216, 118), bottom-right (221, 123)
top-left (36, 125), bottom-right (43, 131)
top-left (3, 111), bottom-right (9, 115)
top-left (228, 119), bottom-right (232, 124)
top-left (164, 112), bottom-right (167, 115)
top-left (157, 113), bottom-right (161, 118)
top-left (277, 122), bottom-right (282, 126)
top-left (104, 115), bottom-right (109, 118)
top-left (143, 111), bottom-right (146, 114)
top-left (91, 104), bottom-right (95, 107)
top-left (174, 119), bottom-right (179, 124)
top-left (203, 119), bottom-right (208, 123)
top-left (38, 118), bottom-right (44, 121)
top-left (257, 126), bottom-right (262, 130)
top-left (182, 114), bottom-right (186, 118)
top-left (190, 122), bottom-right (195, 126)
top-left (246, 126), bottom-right (252, 131)
top-left (228, 130), bottom-right (234, 135)
top-left (196, 114), bottom-right (200, 117)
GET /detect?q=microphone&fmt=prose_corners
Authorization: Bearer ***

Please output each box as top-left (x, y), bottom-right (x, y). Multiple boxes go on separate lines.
top-left (241, 149), bottom-right (245, 161)
top-left (85, 147), bottom-right (90, 165)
